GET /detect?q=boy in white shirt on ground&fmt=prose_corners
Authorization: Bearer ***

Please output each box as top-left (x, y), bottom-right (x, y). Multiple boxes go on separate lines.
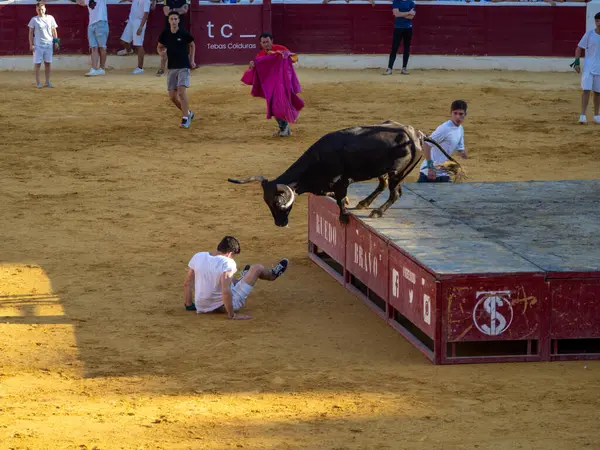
top-left (419, 100), bottom-right (469, 183)
top-left (76, 0), bottom-right (109, 76)
top-left (573, 12), bottom-right (600, 124)
top-left (116, 0), bottom-right (151, 74)
top-left (28, 2), bottom-right (59, 88)
top-left (183, 236), bottom-right (289, 320)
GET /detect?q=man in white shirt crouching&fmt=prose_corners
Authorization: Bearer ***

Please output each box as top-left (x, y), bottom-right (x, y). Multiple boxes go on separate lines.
top-left (419, 99), bottom-right (469, 183)
top-left (183, 236), bottom-right (289, 320)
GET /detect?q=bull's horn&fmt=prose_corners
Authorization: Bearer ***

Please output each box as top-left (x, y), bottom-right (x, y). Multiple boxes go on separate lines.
top-left (276, 184), bottom-right (295, 209)
top-left (227, 175), bottom-right (266, 184)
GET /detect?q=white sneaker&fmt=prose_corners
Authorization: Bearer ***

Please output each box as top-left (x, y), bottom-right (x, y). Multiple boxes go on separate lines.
top-left (117, 49), bottom-right (134, 56)
top-left (85, 68), bottom-right (98, 76)
top-left (95, 68), bottom-right (105, 75)
top-left (130, 67), bottom-right (144, 74)
top-left (594, 115), bottom-right (600, 124)
top-left (579, 114), bottom-right (587, 124)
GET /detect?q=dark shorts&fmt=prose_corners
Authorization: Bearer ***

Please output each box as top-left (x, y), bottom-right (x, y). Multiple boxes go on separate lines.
top-left (417, 172), bottom-right (451, 183)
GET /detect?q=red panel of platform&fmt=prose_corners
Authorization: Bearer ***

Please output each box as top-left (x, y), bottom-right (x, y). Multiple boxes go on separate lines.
top-left (307, 180), bottom-right (600, 365)
top-left (345, 217), bottom-right (389, 307)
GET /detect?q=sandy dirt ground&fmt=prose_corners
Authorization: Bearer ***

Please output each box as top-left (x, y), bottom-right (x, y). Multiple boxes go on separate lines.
top-left (1, 66), bottom-right (599, 450)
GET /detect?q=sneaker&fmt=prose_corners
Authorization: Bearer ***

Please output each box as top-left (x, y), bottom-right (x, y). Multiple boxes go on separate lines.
top-left (36, 82), bottom-right (43, 89)
top-left (180, 117), bottom-right (190, 129)
top-left (156, 68), bottom-right (165, 77)
top-left (594, 115), bottom-right (600, 124)
top-left (238, 264), bottom-right (251, 280)
top-left (117, 48), bottom-right (134, 56)
top-left (130, 67), bottom-right (144, 74)
top-left (188, 110), bottom-right (195, 121)
top-left (95, 68), bottom-right (106, 76)
top-left (85, 68), bottom-right (98, 76)
top-left (280, 124), bottom-right (291, 136)
top-left (185, 303), bottom-right (196, 311)
top-left (401, 67), bottom-right (409, 75)
top-left (271, 258), bottom-right (289, 278)
top-left (45, 82), bottom-right (54, 88)
top-left (382, 68), bottom-right (392, 75)
top-left (579, 114), bottom-right (588, 124)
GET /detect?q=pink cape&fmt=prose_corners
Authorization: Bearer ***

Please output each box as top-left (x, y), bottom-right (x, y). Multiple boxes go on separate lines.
top-left (241, 51), bottom-right (304, 124)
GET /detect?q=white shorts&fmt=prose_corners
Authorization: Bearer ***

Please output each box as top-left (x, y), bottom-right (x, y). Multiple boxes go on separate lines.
top-left (231, 279), bottom-right (253, 311)
top-left (33, 45), bottom-right (53, 64)
top-left (581, 72), bottom-right (600, 93)
top-left (120, 18), bottom-right (146, 47)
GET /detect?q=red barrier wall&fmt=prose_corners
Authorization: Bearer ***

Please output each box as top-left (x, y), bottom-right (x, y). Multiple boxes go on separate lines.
top-left (0, 1), bottom-right (587, 60)
top-left (271, 3), bottom-right (586, 56)
top-left (191, 4), bottom-right (265, 65)
top-left (0, 2), bottom-right (175, 55)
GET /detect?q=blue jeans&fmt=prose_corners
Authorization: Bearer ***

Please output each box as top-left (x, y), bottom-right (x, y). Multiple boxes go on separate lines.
top-left (275, 118), bottom-right (288, 131)
top-left (417, 172), bottom-right (450, 183)
top-left (88, 20), bottom-right (109, 48)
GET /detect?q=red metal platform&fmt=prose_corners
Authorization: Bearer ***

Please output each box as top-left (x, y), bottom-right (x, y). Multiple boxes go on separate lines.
top-left (307, 180), bottom-right (600, 364)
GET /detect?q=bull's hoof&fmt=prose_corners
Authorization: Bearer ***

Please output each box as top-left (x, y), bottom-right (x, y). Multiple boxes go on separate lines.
top-left (339, 213), bottom-right (350, 225)
top-left (369, 209), bottom-right (383, 219)
top-left (355, 200), bottom-right (369, 210)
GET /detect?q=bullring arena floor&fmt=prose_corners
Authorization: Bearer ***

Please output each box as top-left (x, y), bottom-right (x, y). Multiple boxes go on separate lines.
top-left (1, 66), bottom-right (599, 449)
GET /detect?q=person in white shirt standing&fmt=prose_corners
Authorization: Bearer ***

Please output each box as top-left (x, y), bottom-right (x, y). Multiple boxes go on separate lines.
top-left (573, 12), bottom-right (600, 124)
top-left (183, 236), bottom-right (289, 320)
top-left (76, 0), bottom-right (109, 76)
top-left (28, 2), bottom-right (59, 89)
top-left (116, 0), bottom-right (151, 74)
top-left (418, 100), bottom-right (469, 183)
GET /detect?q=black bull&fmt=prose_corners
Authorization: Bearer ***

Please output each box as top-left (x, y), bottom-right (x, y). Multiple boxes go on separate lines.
top-left (228, 121), bottom-right (464, 227)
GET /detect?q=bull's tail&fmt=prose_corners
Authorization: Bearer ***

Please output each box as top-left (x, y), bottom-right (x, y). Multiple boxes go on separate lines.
top-left (424, 137), bottom-right (467, 182)
top-left (227, 175), bottom-right (266, 184)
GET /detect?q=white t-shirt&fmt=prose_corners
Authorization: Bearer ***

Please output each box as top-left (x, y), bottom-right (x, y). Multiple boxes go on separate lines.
top-left (86, 0), bottom-right (108, 25)
top-left (129, 0), bottom-right (151, 21)
top-left (578, 29), bottom-right (600, 75)
top-left (188, 252), bottom-right (237, 312)
top-left (420, 120), bottom-right (464, 177)
top-left (28, 15), bottom-right (58, 47)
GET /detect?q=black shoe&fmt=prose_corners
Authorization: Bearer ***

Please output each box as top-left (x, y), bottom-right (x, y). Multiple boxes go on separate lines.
top-left (271, 258), bottom-right (289, 278)
top-left (239, 264), bottom-right (250, 280)
top-left (185, 303), bottom-right (196, 311)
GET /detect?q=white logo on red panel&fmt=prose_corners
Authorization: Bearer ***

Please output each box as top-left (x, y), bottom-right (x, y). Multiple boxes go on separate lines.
top-left (473, 291), bottom-right (513, 336)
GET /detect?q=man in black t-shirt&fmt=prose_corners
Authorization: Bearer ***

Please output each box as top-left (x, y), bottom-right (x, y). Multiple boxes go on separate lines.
top-left (156, 0), bottom-right (190, 76)
top-left (158, 12), bottom-right (196, 129)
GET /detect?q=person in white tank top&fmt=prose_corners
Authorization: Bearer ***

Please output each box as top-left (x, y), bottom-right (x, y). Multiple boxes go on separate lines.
top-left (183, 236), bottom-right (289, 320)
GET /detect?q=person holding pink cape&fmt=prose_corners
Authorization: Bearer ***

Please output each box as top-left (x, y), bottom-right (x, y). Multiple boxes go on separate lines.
top-left (241, 32), bottom-right (304, 137)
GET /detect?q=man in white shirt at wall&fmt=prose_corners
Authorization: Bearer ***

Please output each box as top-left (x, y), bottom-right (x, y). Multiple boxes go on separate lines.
top-left (183, 236), bottom-right (289, 320)
top-left (27, 2), bottom-right (59, 88)
top-left (573, 12), bottom-right (600, 124)
top-left (418, 100), bottom-right (469, 183)
top-left (76, 0), bottom-right (109, 76)
top-left (116, 0), bottom-right (151, 74)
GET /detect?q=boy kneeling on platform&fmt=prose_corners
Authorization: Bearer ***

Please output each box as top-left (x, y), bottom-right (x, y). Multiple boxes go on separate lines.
top-left (419, 100), bottom-right (469, 183)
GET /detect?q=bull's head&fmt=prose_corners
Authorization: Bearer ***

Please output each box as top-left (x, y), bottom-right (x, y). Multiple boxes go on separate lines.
top-left (228, 176), bottom-right (296, 227)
